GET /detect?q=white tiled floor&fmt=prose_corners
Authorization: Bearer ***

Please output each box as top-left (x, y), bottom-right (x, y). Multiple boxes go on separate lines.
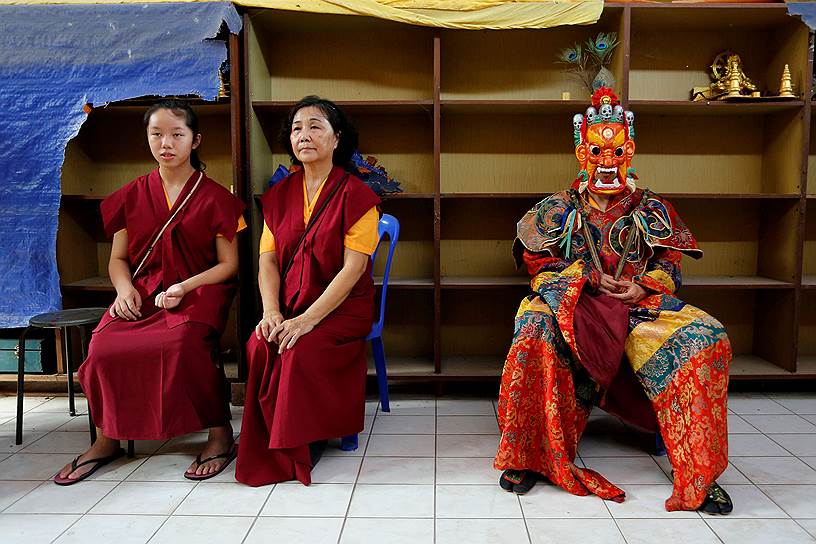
top-left (0, 392), bottom-right (815, 543)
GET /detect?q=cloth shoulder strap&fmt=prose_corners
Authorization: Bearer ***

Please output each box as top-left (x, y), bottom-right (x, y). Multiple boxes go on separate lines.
top-left (280, 173), bottom-right (349, 283)
top-left (131, 172), bottom-right (204, 280)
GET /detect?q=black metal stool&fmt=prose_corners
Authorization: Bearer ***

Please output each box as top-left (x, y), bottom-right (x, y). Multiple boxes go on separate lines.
top-left (16, 308), bottom-right (107, 445)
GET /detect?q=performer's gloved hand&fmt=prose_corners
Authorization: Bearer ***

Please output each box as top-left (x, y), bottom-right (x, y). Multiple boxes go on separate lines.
top-left (271, 314), bottom-right (317, 354)
top-left (256, 311), bottom-right (284, 342)
top-left (606, 280), bottom-right (648, 306)
top-left (111, 285), bottom-right (142, 320)
top-left (155, 283), bottom-right (186, 310)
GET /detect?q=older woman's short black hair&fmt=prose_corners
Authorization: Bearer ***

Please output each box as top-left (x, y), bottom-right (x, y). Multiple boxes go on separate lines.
top-left (279, 96), bottom-right (359, 167)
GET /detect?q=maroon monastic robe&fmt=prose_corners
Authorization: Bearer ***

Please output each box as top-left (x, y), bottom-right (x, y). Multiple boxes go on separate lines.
top-left (236, 166), bottom-right (380, 486)
top-left (78, 169), bottom-right (245, 440)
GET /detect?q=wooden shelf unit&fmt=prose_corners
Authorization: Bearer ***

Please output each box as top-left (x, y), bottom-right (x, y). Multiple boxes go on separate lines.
top-left (242, 5), bottom-right (814, 381)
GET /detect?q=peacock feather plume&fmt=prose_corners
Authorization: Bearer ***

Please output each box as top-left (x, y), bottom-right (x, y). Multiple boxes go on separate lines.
top-left (586, 32), bottom-right (619, 65)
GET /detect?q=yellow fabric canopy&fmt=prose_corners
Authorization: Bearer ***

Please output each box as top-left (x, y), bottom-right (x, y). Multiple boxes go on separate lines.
top-left (0, 0), bottom-right (604, 29)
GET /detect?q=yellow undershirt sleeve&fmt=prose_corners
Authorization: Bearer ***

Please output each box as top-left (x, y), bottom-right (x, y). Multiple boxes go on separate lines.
top-left (344, 206), bottom-right (380, 255)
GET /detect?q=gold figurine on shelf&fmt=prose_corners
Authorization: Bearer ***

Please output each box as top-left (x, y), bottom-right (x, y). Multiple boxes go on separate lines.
top-left (691, 51), bottom-right (757, 101)
top-left (778, 64), bottom-right (795, 98)
top-left (712, 52), bottom-right (757, 100)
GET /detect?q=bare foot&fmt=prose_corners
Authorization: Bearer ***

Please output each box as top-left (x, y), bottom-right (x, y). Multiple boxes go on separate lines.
top-left (186, 425), bottom-right (234, 477)
top-left (57, 435), bottom-right (121, 481)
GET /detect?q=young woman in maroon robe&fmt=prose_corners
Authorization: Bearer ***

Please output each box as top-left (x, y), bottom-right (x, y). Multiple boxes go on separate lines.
top-left (236, 96), bottom-right (380, 487)
top-left (55, 100), bottom-right (246, 485)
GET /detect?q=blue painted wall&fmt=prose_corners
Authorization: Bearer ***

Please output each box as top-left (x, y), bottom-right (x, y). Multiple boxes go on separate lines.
top-left (0, 2), bottom-right (241, 327)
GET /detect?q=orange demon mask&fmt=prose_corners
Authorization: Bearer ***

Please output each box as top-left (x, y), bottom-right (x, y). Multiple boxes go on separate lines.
top-left (573, 87), bottom-right (636, 196)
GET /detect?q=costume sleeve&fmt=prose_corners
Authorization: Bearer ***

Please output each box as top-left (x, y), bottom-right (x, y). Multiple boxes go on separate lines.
top-left (259, 221), bottom-right (275, 254)
top-left (344, 206), bottom-right (380, 255)
top-left (523, 249), bottom-right (601, 291)
top-left (634, 247), bottom-right (682, 295)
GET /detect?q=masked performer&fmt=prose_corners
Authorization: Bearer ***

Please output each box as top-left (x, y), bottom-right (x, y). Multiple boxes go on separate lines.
top-left (494, 88), bottom-right (733, 514)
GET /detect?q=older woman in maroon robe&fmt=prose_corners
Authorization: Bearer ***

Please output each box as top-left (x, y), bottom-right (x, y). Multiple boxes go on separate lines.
top-left (236, 96), bottom-right (380, 486)
top-left (55, 100), bottom-right (245, 485)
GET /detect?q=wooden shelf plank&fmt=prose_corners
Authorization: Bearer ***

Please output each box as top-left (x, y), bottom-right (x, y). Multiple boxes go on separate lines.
top-left (730, 355), bottom-right (816, 380)
top-left (440, 192), bottom-right (800, 200)
top-left (802, 276), bottom-right (816, 289)
top-left (253, 100), bottom-right (433, 116)
top-left (663, 193), bottom-right (800, 200)
top-left (440, 100), bottom-right (588, 115)
top-left (61, 195), bottom-right (105, 202)
top-left (629, 100), bottom-right (804, 116)
top-left (431, 276), bottom-right (792, 290)
top-left (796, 356), bottom-right (816, 378)
top-left (682, 276), bottom-right (793, 289)
top-left (442, 356), bottom-right (504, 378)
top-left (253, 192), bottom-right (433, 202)
top-left (62, 276), bottom-right (435, 292)
top-left (87, 101), bottom-right (229, 115)
top-left (441, 276), bottom-right (528, 288)
top-left (440, 99), bottom-right (798, 117)
top-left (441, 193), bottom-right (542, 199)
top-left (374, 277), bottom-right (434, 289)
top-left (628, 100), bottom-right (805, 115)
top-left (367, 356), bottom-right (435, 378)
top-left (381, 193), bottom-right (435, 200)
top-left (61, 277), bottom-right (113, 292)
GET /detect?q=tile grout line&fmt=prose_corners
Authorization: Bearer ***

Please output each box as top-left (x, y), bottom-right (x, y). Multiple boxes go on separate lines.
top-left (433, 396), bottom-right (438, 544)
top-left (762, 430), bottom-right (807, 458)
top-left (240, 482), bottom-right (277, 544)
top-left (698, 515), bottom-right (727, 544)
top-left (143, 469), bottom-right (202, 543)
top-left (730, 413), bottom-right (762, 434)
top-left (600, 481), bottom-right (629, 544)
top-left (752, 480), bottom-right (801, 521)
top-left (335, 400), bottom-right (378, 544)
top-left (47, 468), bottom-right (134, 544)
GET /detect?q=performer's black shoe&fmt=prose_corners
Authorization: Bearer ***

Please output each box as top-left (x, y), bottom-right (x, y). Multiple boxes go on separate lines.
top-left (499, 469), bottom-right (538, 494)
top-left (699, 482), bottom-right (733, 515)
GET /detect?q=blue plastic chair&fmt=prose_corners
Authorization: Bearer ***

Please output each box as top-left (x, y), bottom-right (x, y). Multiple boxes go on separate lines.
top-left (655, 432), bottom-right (667, 456)
top-left (340, 214), bottom-right (399, 451)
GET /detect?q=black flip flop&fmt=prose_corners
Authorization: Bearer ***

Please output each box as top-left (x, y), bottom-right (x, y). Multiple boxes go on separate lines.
top-left (53, 447), bottom-right (126, 486)
top-left (184, 443), bottom-right (237, 481)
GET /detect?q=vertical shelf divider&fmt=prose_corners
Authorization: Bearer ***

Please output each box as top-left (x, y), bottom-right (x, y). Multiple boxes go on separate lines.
top-left (433, 30), bottom-right (443, 375)
top-left (619, 6), bottom-right (631, 106)
top-left (231, 30), bottom-right (251, 383)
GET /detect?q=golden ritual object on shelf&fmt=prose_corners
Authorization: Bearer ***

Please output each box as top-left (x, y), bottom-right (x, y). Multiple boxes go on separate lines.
top-left (712, 51), bottom-right (757, 100)
top-left (778, 64), bottom-right (795, 98)
top-left (692, 52), bottom-right (799, 101)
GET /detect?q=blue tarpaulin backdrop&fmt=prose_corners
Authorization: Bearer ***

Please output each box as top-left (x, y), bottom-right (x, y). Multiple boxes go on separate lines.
top-left (787, 2), bottom-right (816, 31)
top-left (0, 2), bottom-right (240, 328)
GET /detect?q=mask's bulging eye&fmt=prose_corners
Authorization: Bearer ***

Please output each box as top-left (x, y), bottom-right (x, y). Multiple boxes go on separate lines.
top-left (614, 147), bottom-right (624, 157)
top-left (590, 145), bottom-right (601, 156)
